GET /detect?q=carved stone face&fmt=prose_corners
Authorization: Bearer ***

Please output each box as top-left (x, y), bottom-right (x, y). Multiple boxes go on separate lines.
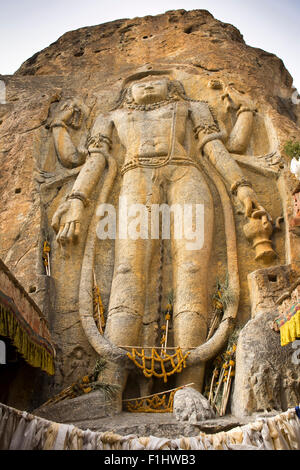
top-left (131, 78), bottom-right (169, 104)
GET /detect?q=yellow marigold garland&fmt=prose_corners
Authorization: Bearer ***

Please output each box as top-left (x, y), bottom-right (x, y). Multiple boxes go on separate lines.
top-left (93, 285), bottom-right (105, 334)
top-left (127, 347), bottom-right (190, 383)
top-left (125, 390), bottom-right (177, 413)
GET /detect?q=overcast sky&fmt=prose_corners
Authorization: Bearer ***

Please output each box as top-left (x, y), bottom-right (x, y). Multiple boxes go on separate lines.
top-left (0, 0), bottom-right (299, 90)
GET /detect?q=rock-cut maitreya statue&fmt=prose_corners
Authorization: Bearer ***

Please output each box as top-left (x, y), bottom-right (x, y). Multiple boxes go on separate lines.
top-left (50, 70), bottom-right (273, 416)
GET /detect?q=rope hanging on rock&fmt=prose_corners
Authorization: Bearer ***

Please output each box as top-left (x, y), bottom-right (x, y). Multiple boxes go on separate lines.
top-left (127, 347), bottom-right (190, 383)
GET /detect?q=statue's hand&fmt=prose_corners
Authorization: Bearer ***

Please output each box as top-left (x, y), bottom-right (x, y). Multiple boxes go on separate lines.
top-left (222, 84), bottom-right (255, 113)
top-left (51, 199), bottom-right (84, 244)
top-left (52, 100), bottom-right (84, 128)
top-left (56, 103), bottom-right (76, 125)
top-left (237, 185), bottom-right (269, 219)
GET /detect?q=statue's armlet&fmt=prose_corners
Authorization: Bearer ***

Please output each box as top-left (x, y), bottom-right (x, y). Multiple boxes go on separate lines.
top-left (87, 113), bottom-right (114, 153)
top-left (190, 101), bottom-right (225, 152)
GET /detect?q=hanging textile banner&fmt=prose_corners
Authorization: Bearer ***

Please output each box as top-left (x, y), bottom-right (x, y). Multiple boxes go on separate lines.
top-left (0, 402), bottom-right (299, 450)
top-left (275, 303), bottom-right (300, 347)
top-left (0, 259), bottom-right (55, 375)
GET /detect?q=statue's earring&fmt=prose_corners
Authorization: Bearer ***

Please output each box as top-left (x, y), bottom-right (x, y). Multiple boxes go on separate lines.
top-left (125, 87), bottom-right (134, 105)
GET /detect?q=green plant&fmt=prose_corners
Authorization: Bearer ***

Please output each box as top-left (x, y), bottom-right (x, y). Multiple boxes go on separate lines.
top-left (212, 275), bottom-right (234, 311)
top-left (92, 381), bottom-right (120, 399)
top-left (91, 358), bottom-right (108, 381)
top-left (90, 358), bottom-right (120, 399)
top-left (284, 141), bottom-right (300, 160)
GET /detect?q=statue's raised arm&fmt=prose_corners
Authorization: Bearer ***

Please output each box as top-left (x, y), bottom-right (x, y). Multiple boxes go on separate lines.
top-left (190, 100), bottom-right (268, 219)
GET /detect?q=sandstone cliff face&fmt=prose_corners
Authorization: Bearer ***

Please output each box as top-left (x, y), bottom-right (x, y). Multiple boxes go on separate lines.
top-left (0, 9), bottom-right (299, 407)
top-left (15, 9), bottom-right (294, 109)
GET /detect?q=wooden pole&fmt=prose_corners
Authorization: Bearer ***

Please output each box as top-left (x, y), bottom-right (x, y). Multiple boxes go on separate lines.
top-left (163, 319), bottom-right (169, 353)
top-left (47, 252), bottom-right (51, 277)
top-left (213, 367), bottom-right (224, 406)
top-left (220, 366), bottom-right (232, 416)
top-left (208, 368), bottom-right (217, 403)
top-left (122, 383), bottom-right (195, 402)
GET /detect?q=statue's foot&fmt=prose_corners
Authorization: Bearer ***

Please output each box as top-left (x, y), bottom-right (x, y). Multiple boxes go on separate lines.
top-left (173, 387), bottom-right (215, 424)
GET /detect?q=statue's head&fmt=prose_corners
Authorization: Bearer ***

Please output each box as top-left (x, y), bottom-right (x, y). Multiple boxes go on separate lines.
top-left (130, 77), bottom-right (169, 105)
top-left (113, 72), bottom-right (189, 109)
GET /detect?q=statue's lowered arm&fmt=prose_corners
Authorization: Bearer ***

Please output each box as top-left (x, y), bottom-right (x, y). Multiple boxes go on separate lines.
top-left (52, 113), bottom-right (114, 244)
top-left (186, 102), bottom-right (270, 365)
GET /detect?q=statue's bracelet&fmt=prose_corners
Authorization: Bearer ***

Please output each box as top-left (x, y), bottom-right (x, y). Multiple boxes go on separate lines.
top-left (237, 106), bottom-right (255, 117)
top-left (67, 191), bottom-right (89, 207)
top-left (230, 179), bottom-right (253, 195)
top-left (49, 120), bottom-right (68, 130)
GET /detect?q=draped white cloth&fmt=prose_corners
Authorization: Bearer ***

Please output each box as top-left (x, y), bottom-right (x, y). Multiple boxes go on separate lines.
top-left (0, 403), bottom-right (299, 450)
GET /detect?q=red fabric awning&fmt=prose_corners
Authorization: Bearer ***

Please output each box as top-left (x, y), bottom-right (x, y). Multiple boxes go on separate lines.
top-left (0, 259), bottom-right (55, 375)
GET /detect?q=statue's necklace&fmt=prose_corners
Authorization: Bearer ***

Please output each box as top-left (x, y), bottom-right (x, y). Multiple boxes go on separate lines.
top-left (124, 98), bottom-right (179, 111)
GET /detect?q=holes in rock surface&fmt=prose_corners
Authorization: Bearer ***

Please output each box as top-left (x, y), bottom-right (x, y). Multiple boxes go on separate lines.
top-left (74, 50), bottom-right (84, 57)
top-left (142, 36), bottom-right (148, 39)
top-left (29, 286), bottom-right (36, 294)
top-left (268, 274), bottom-right (278, 283)
top-left (0, 120), bottom-right (2, 126)
top-left (184, 23), bottom-right (206, 34)
top-left (15, 188), bottom-right (21, 194)
top-left (184, 26), bottom-right (193, 34)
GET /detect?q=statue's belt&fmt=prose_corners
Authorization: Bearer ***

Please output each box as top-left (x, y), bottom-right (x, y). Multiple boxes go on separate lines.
top-left (121, 157), bottom-right (200, 175)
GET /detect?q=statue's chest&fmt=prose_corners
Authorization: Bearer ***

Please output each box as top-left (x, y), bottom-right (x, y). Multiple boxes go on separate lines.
top-left (116, 105), bottom-right (188, 139)
top-left (129, 104), bottom-right (187, 121)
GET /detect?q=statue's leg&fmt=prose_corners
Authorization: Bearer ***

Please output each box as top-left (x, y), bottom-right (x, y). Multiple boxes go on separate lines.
top-left (103, 168), bottom-right (158, 392)
top-left (167, 166), bottom-right (214, 392)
